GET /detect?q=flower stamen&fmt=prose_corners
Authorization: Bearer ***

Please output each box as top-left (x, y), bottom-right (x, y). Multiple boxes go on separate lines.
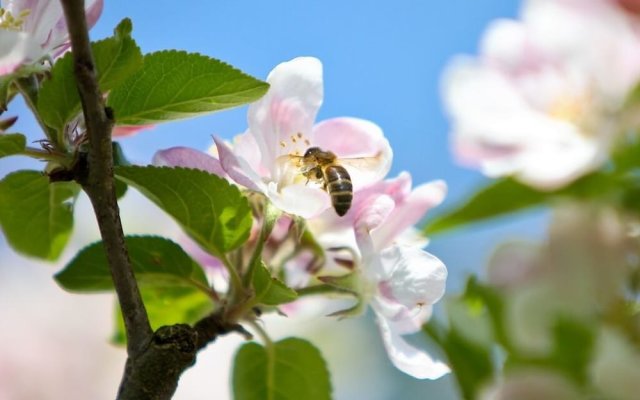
top-left (0, 8), bottom-right (30, 31)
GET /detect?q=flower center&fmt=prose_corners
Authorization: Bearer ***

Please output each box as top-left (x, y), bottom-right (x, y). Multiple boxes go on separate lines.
top-left (547, 89), bottom-right (606, 138)
top-left (548, 95), bottom-right (589, 123)
top-left (0, 8), bottom-right (30, 31)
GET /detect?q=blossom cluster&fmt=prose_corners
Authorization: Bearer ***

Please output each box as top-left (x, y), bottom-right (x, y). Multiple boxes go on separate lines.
top-left (155, 57), bottom-right (450, 379)
top-left (0, 0), bottom-right (103, 75)
top-left (443, 0), bottom-right (640, 190)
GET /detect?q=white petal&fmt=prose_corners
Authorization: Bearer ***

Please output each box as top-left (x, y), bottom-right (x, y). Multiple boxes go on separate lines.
top-left (0, 31), bottom-right (41, 75)
top-left (266, 182), bottom-right (330, 218)
top-left (375, 312), bottom-right (450, 379)
top-left (379, 245), bottom-right (447, 308)
top-left (248, 57), bottom-right (323, 171)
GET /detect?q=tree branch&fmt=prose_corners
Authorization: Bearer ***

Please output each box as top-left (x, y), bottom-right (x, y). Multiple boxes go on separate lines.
top-left (59, 2), bottom-right (253, 398)
top-left (58, 0), bottom-right (152, 355)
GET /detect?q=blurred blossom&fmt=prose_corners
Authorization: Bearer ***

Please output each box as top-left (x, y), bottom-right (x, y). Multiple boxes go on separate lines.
top-left (0, 0), bottom-right (103, 75)
top-left (442, 0), bottom-right (640, 189)
top-left (590, 327), bottom-right (640, 400)
top-left (490, 204), bottom-right (638, 354)
top-left (486, 241), bottom-right (542, 289)
top-left (480, 371), bottom-right (582, 400)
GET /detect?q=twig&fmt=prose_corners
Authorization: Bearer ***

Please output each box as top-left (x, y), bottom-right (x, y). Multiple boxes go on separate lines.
top-left (58, 0), bottom-right (152, 355)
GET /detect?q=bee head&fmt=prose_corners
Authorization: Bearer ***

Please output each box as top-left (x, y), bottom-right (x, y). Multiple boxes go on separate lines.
top-left (303, 147), bottom-right (322, 158)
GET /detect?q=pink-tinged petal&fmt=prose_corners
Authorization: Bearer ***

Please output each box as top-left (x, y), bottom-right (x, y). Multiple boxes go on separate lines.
top-left (372, 180), bottom-right (447, 250)
top-left (232, 131), bottom-right (269, 177)
top-left (375, 312), bottom-right (450, 379)
top-left (248, 57), bottom-right (323, 169)
top-left (353, 195), bottom-right (395, 277)
top-left (355, 194), bottom-right (395, 234)
top-left (0, 31), bottom-right (39, 76)
top-left (180, 235), bottom-right (223, 271)
top-left (84, 0), bottom-right (104, 30)
top-left (20, 0), bottom-right (64, 50)
top-left (373, 294), bottom-right (434, 335)
top-left (312, 117), bottom-right (392, 189)
top-left (214, 136), bottom-right (263, 192)
top-left (378, 245), bottom-right (447, 310)
top-left (152, 147), bottom-right (226, 178)
top-left (266, 183), bottom-right (330, 219)
top-left (112, 124), bottom-right (154, 137)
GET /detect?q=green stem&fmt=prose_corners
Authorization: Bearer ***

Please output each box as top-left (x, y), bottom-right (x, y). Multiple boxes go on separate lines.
top-left (244, 202), bottom-right (279, 287)
top-left (14, 76), bottom-right (60, 147)
top-left (21, 146), bottom-right (68, 163)
top-left (189, 278), bottom-right (220, 302)
top-left (296, 283), bottom-right (354, 297)
top-left (248, 319), bottom-right (273, 347)
top-left (221, 253), bottom-right (244, 299)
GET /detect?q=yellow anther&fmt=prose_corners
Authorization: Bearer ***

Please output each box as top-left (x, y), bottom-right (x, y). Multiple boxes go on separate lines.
top-left (0, 8), bottom-right (29, 31)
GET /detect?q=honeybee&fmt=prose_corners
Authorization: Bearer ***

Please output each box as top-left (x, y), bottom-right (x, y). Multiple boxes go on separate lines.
top-left (298, 147), bottom-right (353, 216)
top-left (282, 145), bottom-right (383, 217)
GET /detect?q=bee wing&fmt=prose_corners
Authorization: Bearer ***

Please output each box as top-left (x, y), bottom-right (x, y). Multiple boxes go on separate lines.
top-left (339, 153), bottom-right (385, 170)
top-left (338, 152), bottom-right (390, 188)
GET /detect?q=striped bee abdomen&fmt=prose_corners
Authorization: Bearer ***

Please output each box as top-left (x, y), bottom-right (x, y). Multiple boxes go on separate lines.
top-left (324, 165), bottom-right (353, 216)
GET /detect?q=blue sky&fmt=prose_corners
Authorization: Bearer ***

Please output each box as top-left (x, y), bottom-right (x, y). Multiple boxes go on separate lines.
top-left (1, 0), bottom-right (551, 304)
top-left (1, 2), bottom-right (553, 398)
top-left (91, 1), bottom-right (545, 286)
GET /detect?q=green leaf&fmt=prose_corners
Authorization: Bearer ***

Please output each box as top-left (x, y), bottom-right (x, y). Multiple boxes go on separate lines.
top-left (112, 142), bottom-right (130, 199)
top-left (253, 262), bottom-right (298, 306)
top-left (424, 320), bottom-right (494, 400)
top-left (92, 19), bottom-right (143, 93)
top-left (115, 166), bottom-right (252, 257)
top-left (425, 178), bottom-right (548, 234)
top-left (0, 75), bottom-right (13, 111)
top-left (424, 178), bottom-right (548, 235)
top-left (55, 235), bottom-right (210, 292)
top-left (548, 318), bottom-right (595, 385)
top-left (112, 286), bottom-right (213, 345)
top-left (424, 171), bottom-right (621, 235)
top-left (0, 133), bottom-right (26, 158)
top-left (0, 171), bottom-right (78, 260)
top-left (36, 52), bottom-right (76, 131)
top-left (57, 236), bottom-right (217, 347)
top-left (233, 338), bottom-right (332, 400)
top-left (107, 50), bottom-right (269, 125)
top-left (37, 19), bottom-right (143, 131)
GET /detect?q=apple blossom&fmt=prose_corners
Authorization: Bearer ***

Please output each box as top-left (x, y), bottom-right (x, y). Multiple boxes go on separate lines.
top-left (480, 371), bottom-right (582, 400)
top-left (214, 56), bottom-right (393, 218)
top-left (155, 57), bottom-right (391, 218)
top-left (328, 173), bottom-right (450, 379)
top-left (0, 0), bottom-right (103, 76)
top-left (442, 0), bottom-right (640, 189)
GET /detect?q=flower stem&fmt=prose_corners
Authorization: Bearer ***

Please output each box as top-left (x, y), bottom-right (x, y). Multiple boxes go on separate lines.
top-left (248, 319), bottom-right (273, 347)
top-left (221, 252), bottom-right (245, 299)
top-left (296, 283), bottom-right (354, 297)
